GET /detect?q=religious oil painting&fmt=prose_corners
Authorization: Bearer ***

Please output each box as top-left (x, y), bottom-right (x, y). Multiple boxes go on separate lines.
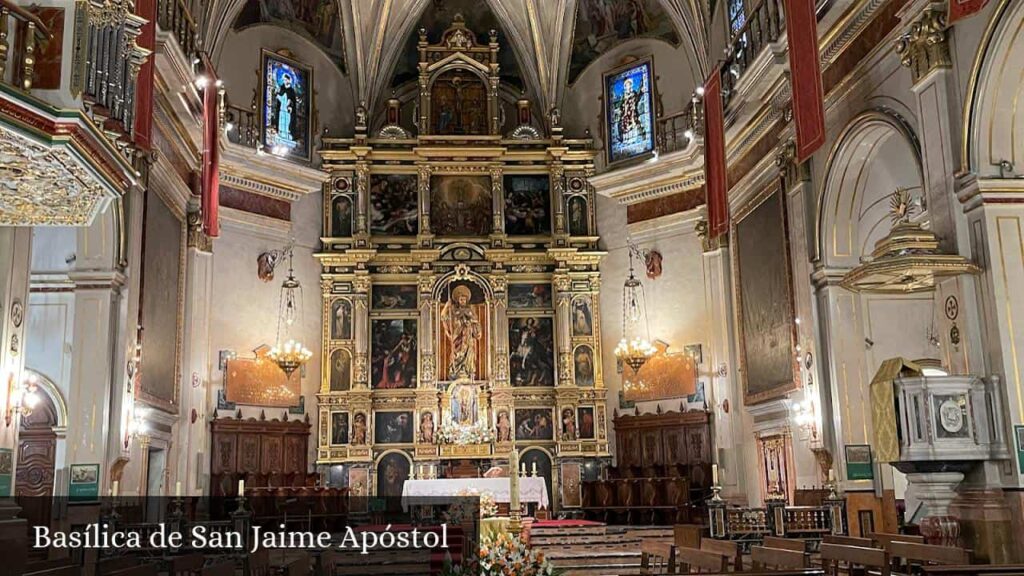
top-left (430, 175), bottom-right (493, 236)
top-left (572, 296), bottom-right (594, 336)
top-left (431, 70), bottom-right (489, 135)
top-left (570, 0), bottom-right (680, 83)
top-left (734, 188), bottom-right (798, 404)
top-left (261, 50), bottom-right (313, 162)
top-left (561, 408), bottom-right (578, 440)
top-left (515, 409), bottom-right (554, 441)
top-left (330, 298), bottom-right (353, 340)
top-left (509, 317), bottom-right (555, 386)
top-left (330, 412), bottom-right (349, 445)
top-left (330, 194), bottom-right (354, 237)
top-left (504, 175), bottom-right (551, 235)
top-left (234, 0), bottom-right (346, 74)
top-left (371, 319), bottom-right (417, 389)
top-left (603, 58), bottom-right (656, 166)
top-left (508, 284), bottom-right (553, 309)
top-left (376, 452), bottom-right (411, 498)
top-left (329, 348), bottom-right (351, 392)
top-left (574, 345), bottom-right (596, 387)
top-left (370, 174), bottom-right (419, 235)
top-left (372, 285), bottom-right (418, 310)
top-left (577, 407), bottom-right (596, 439)
top-left (439, 280), bottom-right (488, 381)
top-left (449, 381), bottom-right (484, 426)
top-left (567, 195), bottom-right (590, 236)
top-left (375, 412), bottom-right (414, 444)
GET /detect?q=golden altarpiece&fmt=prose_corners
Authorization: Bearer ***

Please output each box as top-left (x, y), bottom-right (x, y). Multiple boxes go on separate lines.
top-left (314, 17), bottom-right (609, 512)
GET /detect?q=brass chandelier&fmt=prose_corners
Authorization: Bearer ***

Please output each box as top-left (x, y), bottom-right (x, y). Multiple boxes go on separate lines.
top-left (269, 247), bottom-right (312, 376)
top-left (615, 241), bottom-right (657, 376)
top-left (841, 189), bottom-right (981, 293)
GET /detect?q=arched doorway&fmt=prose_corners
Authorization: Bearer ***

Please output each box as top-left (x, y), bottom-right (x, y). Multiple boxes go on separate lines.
top-left (15, 390), bottom-right (58, 530)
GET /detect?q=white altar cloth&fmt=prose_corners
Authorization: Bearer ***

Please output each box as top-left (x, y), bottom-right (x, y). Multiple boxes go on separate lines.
top-left (401, 478), bottom-right (549, 510)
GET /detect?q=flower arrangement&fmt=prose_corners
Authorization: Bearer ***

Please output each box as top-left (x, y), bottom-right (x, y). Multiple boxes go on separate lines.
top-left (477, 532), bottom-right (561, 576)
top-left (478, 491), bottom-right (498, 518)
top-left (437, 420), bottom-right (495, 445)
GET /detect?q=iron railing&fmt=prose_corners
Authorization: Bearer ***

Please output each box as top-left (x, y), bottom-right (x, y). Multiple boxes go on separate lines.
top-left (0, 1), bottom-right (51, 92)
top-left (157, 0), bottom-right (198, 61)
top-left (721, 0), bottom-right (787, 106)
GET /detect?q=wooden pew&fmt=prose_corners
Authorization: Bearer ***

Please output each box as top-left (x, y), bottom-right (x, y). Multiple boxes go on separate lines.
top-left (764, 536), bottom-right (808, 553)
top-left (701, 538), bottom-right (742, 572)
top-left (96, 558), bottom-right (140, 576)
top-left (285, 554), bottom-right (310, 576)
top-left (25, 566), bottom-right (81, 576)
top-left (867, 531), bottom-right (925, 550)
top-left (890, 541), bottom-right (971, 568)
top-left (921, 565), bottom-right (1024, 576)
top-left (107, 565), bottom-right (158, 576)
top-left (641, 542), bottom-right (677, 575)
top-left (676, 546), bottom-right (730, 573)
top-left (820, 543), bottom-right (891, 576)
top-left (823, 535), bottom-right (876, 548)
top-left (751, 546), bottom-right (810, 570)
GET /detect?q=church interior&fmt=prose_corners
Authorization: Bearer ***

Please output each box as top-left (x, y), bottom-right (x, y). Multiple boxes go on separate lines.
top-left (1, 0), bottom-right (1024, 573)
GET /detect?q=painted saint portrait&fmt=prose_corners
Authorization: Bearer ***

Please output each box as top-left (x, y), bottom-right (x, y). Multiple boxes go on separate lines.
top-left (508, 284), bottom-right (552, 309)
top-left (234, 0), bottom-right (346, 74)
top-left (574, 345), bottom-right (596, 387)
top-left (567, 195), bottom-right (589, 236)
top-left (419, 411), bottom-right (435, 444)
top-left (371, 319), bottom-right (417, 389)
top-left (331, 298), bottom-right (352, 340)
top-left (561, 407), bottom-right (578, 440)
top-left (370, 174), bottom-right (419, 235)
top-left (496, 410), bottom-right (512, 443)
top-left (515, 409), bottom-right (554, 441)
top-left (261, 51), bottom-right (312, 162)
top-left (372, 285), bottom-right (418, 310)
top-left (440, 281), bottom-right (487, 380)
top-left (577, 407), bottom-right (596, 439)
top-left (450, 382), bottom-right (482, 426)
top-left (509, 317), bottom-right (555, 386)
top-left (504, 175), bottom-right (551, 235)
top-left (604, 59), bottom-right (656, 165)
top-left (375, 412), bottom-right (414, 444)
top-left (572, 297), bottom-right (594, 336)
top-left (376, 452), bottom-right (410, 498)
top-left (352, 412), bottom-right (368, 445)
top-left (329, 348), bottom-right (351, 392)
top-left (330, 412), bottom-right (349, 445)
top-left (331, 195), bottom-right (353, 238)
top-left (430, 175), bottom-right (492, 236)
top-left (431, 70), bottom-right (488, 135)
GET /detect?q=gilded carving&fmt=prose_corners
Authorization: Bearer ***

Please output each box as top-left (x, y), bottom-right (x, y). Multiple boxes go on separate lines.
top-left (895, 7), bottom-right (951, 84)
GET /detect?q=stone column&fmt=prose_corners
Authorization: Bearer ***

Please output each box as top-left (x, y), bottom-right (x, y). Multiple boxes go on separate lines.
top-left (489, 166), bottom-right (505, 245)
top-left (417, 164), bottom-right (434, 248)
top-left (418, 273), bottom-right (436, 387)
top-left (550, 161), bottom-right (567, 242)
top-left (354, 162), bottom-right (370, 247)
top-left (175, 204), bottom-right (214, 495)
top-left (492, 272), bottom-right (509, 387)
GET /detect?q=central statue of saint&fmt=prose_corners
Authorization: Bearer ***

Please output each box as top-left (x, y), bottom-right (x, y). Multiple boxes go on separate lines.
top-left (441, 284), bottom-right (482, 380)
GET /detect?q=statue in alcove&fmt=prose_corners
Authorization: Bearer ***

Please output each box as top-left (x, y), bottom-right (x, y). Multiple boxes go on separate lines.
top-left (441, 284), bottom-right (482, 379)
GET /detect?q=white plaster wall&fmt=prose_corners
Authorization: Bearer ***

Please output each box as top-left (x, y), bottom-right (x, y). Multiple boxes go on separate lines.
top-left (596, 194), bottom-right (711, 463)
top-left (209, 192), bottom-right (323, 470)
top-left (562, 38), bottom-right (701, 170)
top-left (217, 25), bottom-right (356, 150)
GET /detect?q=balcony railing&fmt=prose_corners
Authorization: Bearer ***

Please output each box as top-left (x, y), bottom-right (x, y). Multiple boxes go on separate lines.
top-left (225, 102), bottom-right (259, 149)
top-left (721, 0), bottom-right (786, 106)
top-left (0, 1), bottom-right (51, 92)
top-left (656, 105), bottom-right (701, 155)
top-left (82, 1), bottom-right (149, 143)
top-left (157, 0), bottom-right (197, 61)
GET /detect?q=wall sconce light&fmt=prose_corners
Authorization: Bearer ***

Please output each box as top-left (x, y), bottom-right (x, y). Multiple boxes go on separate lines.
top-left (129, 404), bottom-right (149, 440)
top-left (792, 398), bottom-right (820, 445)
top-left (5, 373), bottom-right (40, 427)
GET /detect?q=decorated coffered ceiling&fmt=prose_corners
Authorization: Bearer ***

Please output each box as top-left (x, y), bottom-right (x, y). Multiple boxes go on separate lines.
top-left (202, 0), bottom-right (708, 114)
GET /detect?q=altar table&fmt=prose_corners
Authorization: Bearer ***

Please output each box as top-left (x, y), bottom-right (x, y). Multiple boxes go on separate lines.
top-left (401, 477), bottom-right (549, 510)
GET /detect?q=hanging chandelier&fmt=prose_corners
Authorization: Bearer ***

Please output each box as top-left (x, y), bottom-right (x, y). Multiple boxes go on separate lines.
top-left (269, 247), bottom-right (312, 376)
top-left (615, 241), bottom-right (657, 374)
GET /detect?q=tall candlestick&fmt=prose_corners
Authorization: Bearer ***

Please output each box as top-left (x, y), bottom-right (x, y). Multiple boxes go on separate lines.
top-left (531, 462), bottom-right (537, 477)
top-left (238, 479), bottom-right (245, 496)
top-left (509, 450), bottom-right (520, 513)
top-left (430, 464), bottom-right (435, 479)
top-left (712, 464), bottom-right (719, 485)
top-left (111, 480), bottom-right (119, 497)
top-left (175, 481), bottom-right (182, 498)
top-left (828, 468), bottom-right (835, 483)
top-left (520, 463), bottom-right (526, 476)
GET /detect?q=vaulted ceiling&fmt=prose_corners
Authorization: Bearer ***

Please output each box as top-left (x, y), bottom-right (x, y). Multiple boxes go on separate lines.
top-left (202, 0), bottom-right (709, 113)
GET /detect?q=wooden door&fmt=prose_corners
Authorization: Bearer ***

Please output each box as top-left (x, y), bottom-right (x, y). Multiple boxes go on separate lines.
top-left (15, 393), bottom-right (57, 530)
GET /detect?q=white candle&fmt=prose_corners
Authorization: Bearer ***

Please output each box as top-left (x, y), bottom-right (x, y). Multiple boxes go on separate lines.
top-left (520, 463), bottom-right (526, 476)
top-left (238, 479), bottom-right (245, 496)
top-left (111, 480), bottom-right (119, 497)
top-left (828, 468), bottom-right (835, 483)
top-left (430, 465), bottom-right (436, 479)
top-left (712, 464), bottom-right (719, 485)
top-left (531, 462), bottom-right (537, 476)
top-left (175, 481), bottom-right (182, 498)
top-left (509, 450), bottom-right (520, 512)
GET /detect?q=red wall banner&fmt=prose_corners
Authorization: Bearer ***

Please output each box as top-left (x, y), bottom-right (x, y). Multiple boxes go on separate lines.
top-left (949, 0), bottom-right (989, 23)
top-left (133, 0), bottom-right (156, 149)
top-left (704, 69), bottom-right (729, 239)
top-left (784, 0), bottom-right (826, 162)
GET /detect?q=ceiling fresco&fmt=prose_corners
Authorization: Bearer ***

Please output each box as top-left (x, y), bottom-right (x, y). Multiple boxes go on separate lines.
top-left (232, 0), bottom-right (347, 74)
top-left (569, 0), bottom-right (681, 84)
